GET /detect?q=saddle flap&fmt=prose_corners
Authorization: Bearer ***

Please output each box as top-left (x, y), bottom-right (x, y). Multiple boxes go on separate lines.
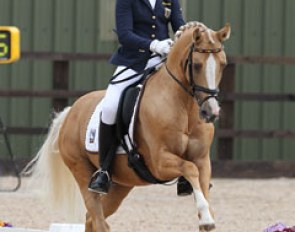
top-left (116, 65), bottom-right (157, 140)
top-left (116, 82), bottom-right (143, 144)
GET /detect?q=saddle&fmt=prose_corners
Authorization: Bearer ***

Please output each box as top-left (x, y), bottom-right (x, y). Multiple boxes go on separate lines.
top-left (116, 68), bottom-right (168, 184)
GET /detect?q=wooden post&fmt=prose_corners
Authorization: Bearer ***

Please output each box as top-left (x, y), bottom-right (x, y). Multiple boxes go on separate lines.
top-left (52, 61), bottom-right (69, 112)
top-left (217, 63), bottom-right (236, 160)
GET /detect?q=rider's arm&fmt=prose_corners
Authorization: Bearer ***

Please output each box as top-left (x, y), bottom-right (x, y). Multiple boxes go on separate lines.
top-left (115, 0), bottom-right (152, 50)
top-left (170, 0), bottom-right (186, 33)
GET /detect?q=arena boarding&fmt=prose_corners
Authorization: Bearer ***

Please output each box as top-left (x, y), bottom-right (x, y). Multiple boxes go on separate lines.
top-left (0, 223), bottom-right (84, 232)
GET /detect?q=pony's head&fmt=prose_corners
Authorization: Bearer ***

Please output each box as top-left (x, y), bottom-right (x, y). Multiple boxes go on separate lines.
top-left (168, 22), bottom-right (231, 123)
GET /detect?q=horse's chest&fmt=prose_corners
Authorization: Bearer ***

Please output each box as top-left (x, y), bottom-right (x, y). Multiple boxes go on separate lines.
top-left (186, 137), bottom-right (207, 158)
top-left (180, 133), bottom-right (190, 155)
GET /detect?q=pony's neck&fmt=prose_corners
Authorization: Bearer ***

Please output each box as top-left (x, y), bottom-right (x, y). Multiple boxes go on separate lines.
top-left (144, 28), bottom-right (204, 128)
top-left (161, 30), bottom-right (203, 124)
top-left (166, 29), bottom-right (192, 84)
top-left (162, 30), bottom-right (193, 98)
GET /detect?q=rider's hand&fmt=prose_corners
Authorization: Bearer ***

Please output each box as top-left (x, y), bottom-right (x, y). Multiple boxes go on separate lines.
top-left (150, 39), bottom-right (174, 57)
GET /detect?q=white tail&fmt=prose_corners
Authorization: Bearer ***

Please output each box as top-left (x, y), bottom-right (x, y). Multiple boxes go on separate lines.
top-left (23, 107), bottom-right (86, 222)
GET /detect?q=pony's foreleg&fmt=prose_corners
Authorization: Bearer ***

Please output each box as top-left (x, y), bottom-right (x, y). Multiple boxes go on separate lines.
top-left (101, 184), bottom-right (133, 218)
top-left (182, 163), bottom-right (215, 231)
top-left (197, 153), bottom-right (215, 221)
top-left (155, 152), bottom-right (215, 231)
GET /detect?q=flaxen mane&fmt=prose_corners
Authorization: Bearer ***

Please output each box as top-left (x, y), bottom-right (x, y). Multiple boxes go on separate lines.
top-left (174, 21), bottom-right (215, 44)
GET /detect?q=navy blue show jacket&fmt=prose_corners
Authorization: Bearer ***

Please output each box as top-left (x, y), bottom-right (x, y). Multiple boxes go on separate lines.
top-left (109, 0), bottom-right (186, 72)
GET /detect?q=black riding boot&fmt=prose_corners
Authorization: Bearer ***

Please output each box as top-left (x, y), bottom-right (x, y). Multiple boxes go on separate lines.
top-left (177, 176), bottom-right (193, 196)
top-left (88, 121), bottom-right (118, 194)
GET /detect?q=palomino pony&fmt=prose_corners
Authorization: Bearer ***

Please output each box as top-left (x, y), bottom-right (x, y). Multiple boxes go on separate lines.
top-left (28, 22), bottom-right (230, 232)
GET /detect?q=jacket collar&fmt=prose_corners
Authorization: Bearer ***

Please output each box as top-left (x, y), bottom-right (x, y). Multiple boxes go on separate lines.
top-left (141, 0), bottom-right (158, 12)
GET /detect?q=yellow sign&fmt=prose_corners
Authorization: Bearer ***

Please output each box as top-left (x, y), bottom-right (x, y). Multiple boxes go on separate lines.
top-left (0, 26), bottom-right (20, 64)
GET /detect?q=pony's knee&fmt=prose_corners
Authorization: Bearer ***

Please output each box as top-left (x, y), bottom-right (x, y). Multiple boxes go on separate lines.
top-left (181, 161), bottom-right (200, 179)
top-left (151, 160), bottom-right (177, 181)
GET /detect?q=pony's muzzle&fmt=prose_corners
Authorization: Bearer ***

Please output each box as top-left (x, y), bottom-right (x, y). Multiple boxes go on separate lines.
top-left (200, 101), bottom-right (220, 123)
top-left (200, 110), bottom-right (219, 123)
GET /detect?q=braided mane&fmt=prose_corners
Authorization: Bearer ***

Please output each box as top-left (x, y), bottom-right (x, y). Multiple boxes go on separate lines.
top-left (174, 21), bottom-right (215, 44)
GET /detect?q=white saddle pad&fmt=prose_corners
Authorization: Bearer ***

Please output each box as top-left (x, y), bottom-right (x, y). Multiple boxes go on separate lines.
top-left (85, 98), bottom-right (138, 154)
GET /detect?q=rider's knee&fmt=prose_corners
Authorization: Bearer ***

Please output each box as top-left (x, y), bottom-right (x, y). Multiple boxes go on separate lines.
top-left (101, 104), bottom-right (118, 124)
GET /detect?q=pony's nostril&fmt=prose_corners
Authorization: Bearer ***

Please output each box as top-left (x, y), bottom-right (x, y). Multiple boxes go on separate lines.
top-left (201, 110), bottom-right (207, 117)
top-left (209, 115), bottom-right (217, 123)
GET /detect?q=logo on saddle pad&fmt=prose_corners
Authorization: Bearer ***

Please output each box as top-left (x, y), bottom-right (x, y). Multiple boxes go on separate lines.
top-left (89, 129), bottom-right (96, 144)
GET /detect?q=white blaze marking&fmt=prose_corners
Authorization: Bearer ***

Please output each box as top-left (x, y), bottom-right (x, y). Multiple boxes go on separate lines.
top-left (205, 30), bottom-right (217, 91)
top-left (205, 54), bottom-right (216, 90)
top-left (205, 54), bottom-right (220, 114)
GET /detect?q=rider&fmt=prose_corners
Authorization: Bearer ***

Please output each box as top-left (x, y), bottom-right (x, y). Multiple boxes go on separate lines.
top-left (88, 0), bottom-right (186, 194)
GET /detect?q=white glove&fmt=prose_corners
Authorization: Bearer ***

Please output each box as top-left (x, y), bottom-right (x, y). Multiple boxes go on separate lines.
top-left (150, 39), bottom-right (174, 56)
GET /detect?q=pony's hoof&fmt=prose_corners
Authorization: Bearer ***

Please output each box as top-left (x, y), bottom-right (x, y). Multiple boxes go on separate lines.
top-left (199, 224), bottom-right (216, 232)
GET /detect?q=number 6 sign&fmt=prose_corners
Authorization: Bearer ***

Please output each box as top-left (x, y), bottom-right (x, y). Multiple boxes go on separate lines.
top-left (0, 26), bottom-right (20, 64)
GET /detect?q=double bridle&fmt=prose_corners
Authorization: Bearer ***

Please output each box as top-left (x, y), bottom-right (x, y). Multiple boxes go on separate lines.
top-left (165, 43), bottom-right (224, 107)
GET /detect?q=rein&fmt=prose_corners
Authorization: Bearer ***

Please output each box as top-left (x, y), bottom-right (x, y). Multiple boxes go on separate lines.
top-left (165, 43), bottom-right (223, 107)
top-left (109, 54), bottom-right (162, 85)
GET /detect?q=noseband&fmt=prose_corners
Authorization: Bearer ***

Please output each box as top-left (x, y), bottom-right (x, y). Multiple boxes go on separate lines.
top-left (165, 43), bottom-right (223, 107)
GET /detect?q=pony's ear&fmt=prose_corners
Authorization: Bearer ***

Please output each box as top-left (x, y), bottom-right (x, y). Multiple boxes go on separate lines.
top-left (193, 27), bottom-right (203, 44)
top-left (217, 23), bottom-right (231, 42)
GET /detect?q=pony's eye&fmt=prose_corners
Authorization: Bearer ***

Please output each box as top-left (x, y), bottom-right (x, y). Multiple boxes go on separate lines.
top-left (194, 63), bottom-right (202, 71)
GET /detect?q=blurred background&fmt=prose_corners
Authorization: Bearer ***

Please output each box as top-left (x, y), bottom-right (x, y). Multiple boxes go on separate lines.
top-left (0, 0), bottom-right (295, 177)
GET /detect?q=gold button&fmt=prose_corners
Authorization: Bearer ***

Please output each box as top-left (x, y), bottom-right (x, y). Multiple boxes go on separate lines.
top-left (151, 34), bottom-right (156, 38)
top-left (152, 25), bottom-right (156, 29)
top-left (152, 15), bottom-right (156, 20)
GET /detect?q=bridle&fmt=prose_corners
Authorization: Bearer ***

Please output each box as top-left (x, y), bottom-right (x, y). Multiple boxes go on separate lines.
top-left (165, 43), bottom-right (224, 107)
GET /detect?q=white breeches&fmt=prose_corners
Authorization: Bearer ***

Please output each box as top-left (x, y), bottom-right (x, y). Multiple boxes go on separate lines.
top-left (101, 56), bottom-right (162, 125)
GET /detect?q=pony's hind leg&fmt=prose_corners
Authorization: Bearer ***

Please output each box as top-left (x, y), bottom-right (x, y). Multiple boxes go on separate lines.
top-left (63, 156), bottom-right (110, 232)
top-left (82, 165), bottom-right (132, 231)
top-left (101, 183), bottom-right (133, 218)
